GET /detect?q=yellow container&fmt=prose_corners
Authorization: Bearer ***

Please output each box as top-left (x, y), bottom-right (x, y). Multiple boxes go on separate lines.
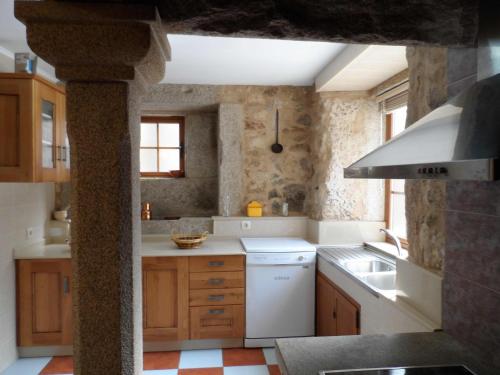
top-left (247, 201), bottom-right (263, 217)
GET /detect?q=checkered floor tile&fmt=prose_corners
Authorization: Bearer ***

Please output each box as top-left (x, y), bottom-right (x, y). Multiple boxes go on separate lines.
top-left (1, 348), bottom-right (281, 375)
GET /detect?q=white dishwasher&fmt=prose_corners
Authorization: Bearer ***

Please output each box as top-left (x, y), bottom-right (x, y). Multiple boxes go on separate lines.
top-left (241, 237), bottom-right (316, 347)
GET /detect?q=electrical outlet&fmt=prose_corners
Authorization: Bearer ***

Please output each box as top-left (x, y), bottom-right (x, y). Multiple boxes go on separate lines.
top-left (241, 221), bottom-right (252, 230)
top-left (25, 227), bottom-right (34, 240)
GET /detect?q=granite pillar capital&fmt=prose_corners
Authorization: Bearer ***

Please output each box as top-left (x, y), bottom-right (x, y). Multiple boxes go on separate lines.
top-left (15, 0), bottom-right (170, 84)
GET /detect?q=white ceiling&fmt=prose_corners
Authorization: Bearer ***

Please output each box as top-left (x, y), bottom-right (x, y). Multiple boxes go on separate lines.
top-left (162, 34), bottom-right (346, 86)
top-left (0, 0), bottom-right (407, 90)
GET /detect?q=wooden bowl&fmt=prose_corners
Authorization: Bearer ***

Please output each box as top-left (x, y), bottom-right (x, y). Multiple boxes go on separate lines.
top-left (171, 232), bottom-right (208, 249)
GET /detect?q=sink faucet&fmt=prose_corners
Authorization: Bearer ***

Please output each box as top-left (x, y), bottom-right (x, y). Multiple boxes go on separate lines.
top-left (379, 228), bottom-right (402, 257)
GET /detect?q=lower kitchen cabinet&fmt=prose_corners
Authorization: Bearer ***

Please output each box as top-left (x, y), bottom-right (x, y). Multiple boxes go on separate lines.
top-left (16, 255), bottom-right (245, 347)
top-left (316, 272), bottom-right (360, 336)
top-left (142, 257), bottom-right (190, 341)
top-left (16, 259), bottom-right (73, 346)
top-left (142, 254), bottom-right (245, 343)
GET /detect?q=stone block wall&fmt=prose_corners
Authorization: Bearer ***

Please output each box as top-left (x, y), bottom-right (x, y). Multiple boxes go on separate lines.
top-left (140, 112), bottom-right (218, 218)
top-left (308, 91), bottom-right (384, 221)
top-left (218, 86), bottom-right (314, 215)
top-left (121, 83), bottom-right (384, 223)
top-left (405, 46), bottom-right (448, 271)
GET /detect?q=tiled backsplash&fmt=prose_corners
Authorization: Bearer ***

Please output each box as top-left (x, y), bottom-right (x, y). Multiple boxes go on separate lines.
top-left (443, 181), bottom-right (500, 367)
top-left (0, 183), bottom-right (55, 372)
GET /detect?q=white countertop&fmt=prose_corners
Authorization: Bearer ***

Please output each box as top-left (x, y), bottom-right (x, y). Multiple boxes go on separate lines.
top-left (141, 235), bottom-right (245, 257)
top-left (14, 235), bottom-right (245, 259)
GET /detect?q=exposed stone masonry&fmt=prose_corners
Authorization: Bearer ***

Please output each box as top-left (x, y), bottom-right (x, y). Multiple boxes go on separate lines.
top-left (308, 91), bottom-right (384, 221)
top-left (405, 46), bottom-right (448, 272)
top-left (218, 86), bottom-right (314, 215)
top-left (142, 84), bottom-right (383, 219)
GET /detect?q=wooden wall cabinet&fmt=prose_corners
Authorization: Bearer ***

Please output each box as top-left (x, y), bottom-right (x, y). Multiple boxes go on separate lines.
top-left (316, 272), bottom-right (360, 336)
top-left (0, 73), bottom-right (69, 182)
top-left (16, 259), bottom-right (73, 346)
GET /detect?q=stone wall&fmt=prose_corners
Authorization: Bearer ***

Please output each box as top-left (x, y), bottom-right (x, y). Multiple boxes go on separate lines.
top-left (139, 83), bottom-right (384, 220)
top-left (140, 112), bottom-right (218, 218)
top-left (405, 46), bottom-right (448, 271)
top-left (218, 86), bottom-right (314, 215)
top-left (308, 91), bottom-right (384, 221)
top-left (307, 73), bottom-right (420, 223)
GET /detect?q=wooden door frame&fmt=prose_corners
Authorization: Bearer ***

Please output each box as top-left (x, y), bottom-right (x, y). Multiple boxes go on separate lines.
top-left (384, 113), bottom-right (409, 249)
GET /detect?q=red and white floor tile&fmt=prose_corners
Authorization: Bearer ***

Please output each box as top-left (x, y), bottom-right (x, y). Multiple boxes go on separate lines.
top-left (1, 348), bottom-right (281, 375)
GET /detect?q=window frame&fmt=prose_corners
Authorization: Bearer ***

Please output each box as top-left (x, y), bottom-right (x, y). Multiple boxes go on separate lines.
top-left (140, 116), bottom-right (185, 178)
top-left (384, 112), bottom-right (409, 249)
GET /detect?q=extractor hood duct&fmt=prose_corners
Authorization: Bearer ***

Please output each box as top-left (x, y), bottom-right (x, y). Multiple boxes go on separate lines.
top-left (344, 3), bottom-right (500, 181)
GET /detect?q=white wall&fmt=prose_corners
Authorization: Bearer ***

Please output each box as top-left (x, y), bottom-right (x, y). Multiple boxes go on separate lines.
top-left (0, 183), bottom-right (55, 372)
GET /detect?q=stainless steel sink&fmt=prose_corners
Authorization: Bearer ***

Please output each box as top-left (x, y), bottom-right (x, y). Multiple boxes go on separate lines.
top-left (359, 273), bottom-right (396, 291)
top-left (342, 259), bottom-right (395, 273)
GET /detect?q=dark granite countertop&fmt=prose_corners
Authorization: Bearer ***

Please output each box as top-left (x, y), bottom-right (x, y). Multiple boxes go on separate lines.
top-left (275, 332), bottom-right (496, 375)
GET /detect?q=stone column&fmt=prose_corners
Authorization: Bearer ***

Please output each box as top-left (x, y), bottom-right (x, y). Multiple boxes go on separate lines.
top-left (218, 103), bottom-right (244, 216)
top-left (15, 2), bottom-right (169, 374)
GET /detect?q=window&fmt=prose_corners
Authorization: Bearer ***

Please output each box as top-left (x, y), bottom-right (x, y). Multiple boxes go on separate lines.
top-left (385, 106), bottom-right (408, 246)
top-left (140, 116), bottom-right (185, 177)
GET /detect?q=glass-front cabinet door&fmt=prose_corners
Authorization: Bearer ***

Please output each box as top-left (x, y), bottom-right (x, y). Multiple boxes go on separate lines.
top-left (41, 100), bottom-right (55, 169)
top-left (36, 81), bottom-right (58, 181)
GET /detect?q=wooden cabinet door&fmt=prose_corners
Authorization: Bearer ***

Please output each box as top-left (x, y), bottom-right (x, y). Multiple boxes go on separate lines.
top-left (34, 80), bottom-right (59, 182)
top-left (17, 259), bottom-right (72, 346)
top-left (56, 92), bottom-right (70, 182)
top-left (143, 257), bottom-right (189, 341)
top-left (0, 78), bottom-right (34, 181)
top-left (316, 273), bottom-right (336, 336)
top-left (316, 272), bottom-right (360, 336)
top-left (335, 290), bottom-right (360, 336)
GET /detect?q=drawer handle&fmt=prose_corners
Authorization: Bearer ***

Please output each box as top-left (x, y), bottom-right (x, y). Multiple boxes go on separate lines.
top-left (208, 309), bottom-right (225, 315)
top-left (208, 261), bottom-right (224, 267)
top-left (208, 294), bottom-right (225, 302)
top-left (63, 276), bottom-right (70, 295)
top-left (208, 278), bottom-right (225, 286)
top-left (56, 145), bottom-right (62, 161)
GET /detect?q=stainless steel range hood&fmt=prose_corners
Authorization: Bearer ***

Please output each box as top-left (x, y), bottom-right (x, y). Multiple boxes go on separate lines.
top-left (345, 2), bottom-right (500, 181)
top-left (344, 73), bottom-right (500, 181)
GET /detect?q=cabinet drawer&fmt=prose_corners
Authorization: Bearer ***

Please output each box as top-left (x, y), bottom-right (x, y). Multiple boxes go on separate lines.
top-left (190, 305), bottom-right (244, 339)
top-left (189, 271), bottom-right (244, 290)
top-left (189, 288), bottom-right (244, 306)
top-left (189, 255), bottom-right (244, 273)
